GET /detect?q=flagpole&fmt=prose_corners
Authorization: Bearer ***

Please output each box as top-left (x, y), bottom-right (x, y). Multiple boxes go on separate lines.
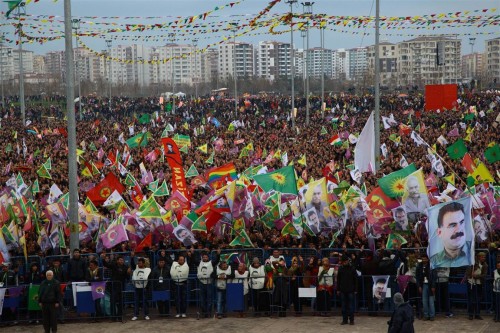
top-left (374, 0), bottom-right (381, 172)
top-left (63, 0), bottom-right (79, 251)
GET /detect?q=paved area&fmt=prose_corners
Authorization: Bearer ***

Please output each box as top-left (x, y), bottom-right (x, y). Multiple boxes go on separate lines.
top-left (8, 314), bottom-right (500, 333)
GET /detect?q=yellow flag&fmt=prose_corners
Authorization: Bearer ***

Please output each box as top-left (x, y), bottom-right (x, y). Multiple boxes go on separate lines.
top-left (297, 154), bottom-right (307, 166)
top-left (441, 123), bottom-right (446, 129)
top-left (444, 174), bottom-right (455, 186)
top-left (471, 163), bottom-right (494, 183)
top-left (245, 142), bottom-right (254, 151)
top-left (488, 141), bottom-right (496, 148)
top-left (183, 122), bottom-right (189, 130)
top-left (197, 143), bottom-right (208, 154)
top-left (273, 149), bottom-right (281, 159)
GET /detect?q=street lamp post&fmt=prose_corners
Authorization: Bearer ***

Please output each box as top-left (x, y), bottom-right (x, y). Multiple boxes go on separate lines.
top-left (15, 2), bottom-right (26, 125)
top-left (469, 37), bottom-right (476, 81)
top-left (286, 0), bottom-right (297, 129)
top-left (301, 1), bottom-right (314, 126)
top-left (230, 22), bottom-right (238, 116)
top-left (300, 28), bottom-right (306, 96)
top-left (192, 38), bottom-right (198, 99)
top-left (0, 33), bottom-right (5, 109)
top-left (138, 56), bottom-right (143, 96)
top-left (168, 33), bottom-right (176, 114)
top-left (72, 18), bottom-right (82, 120)
top-left (320, 20), bottom-right (325, 118)
top-left (105, 39), bottom-right (112, 111)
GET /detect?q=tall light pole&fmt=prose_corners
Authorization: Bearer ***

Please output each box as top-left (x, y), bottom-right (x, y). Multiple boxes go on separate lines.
top-left (63, 0), bottom-right (78, 251)
top-left (301, 1), bottom-right (314, 126)
top-left (168, 33), bottom-right (176, 114)
top-left (15, 2), bottom-right (26, 125)
top-left (230, 22), bottom-right (238, 116)
top-left (0, 33), bottom-right (5, 109)
top-left (72, 18), bottom-right (82, 120)
top-left (286, 0), bottom-right (297, 129)
top-left (192, 38), bottom-right (198, 99)
top-left (374, 0), bottom-right (381, 171)
top-left (320, 19), bottom-right (325, 118)
top-left (469, 37), bottom-right (476, 81)
top-left (138, 56), bottom-right (143, 96)
top-left (105, 39), bottom-right (112, 111)
top-left (300, 27), bottom-right (306, 96)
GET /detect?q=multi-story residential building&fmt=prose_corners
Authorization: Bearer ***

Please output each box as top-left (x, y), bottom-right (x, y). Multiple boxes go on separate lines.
top-left (200, 48), bottom-right (219, 85)
top-left (256, 41), bottom-right (293, 80)
top-left (0, 46), bottom-right (14, 81)
top-left (12, 49), bottom-right (34, 75)
top-left (367, 42), bottom-right (398, 87)
top-left (305, 47), bottom-right (333, 78)
top-left (44, 51), bottom-right (66, 80)
top-left (218, 42), bottom-right (254, 82)
top-left (333, 48), bottom-right (348, 80)
top-left (461, 53), bottom-right (483, 80)
top-left (485, 37), bottom-right (500, 86)
top-left (347, 47), bottom-right (368, 81)
top-left (33, 55), bottom-right (45, 74)
top-left (397, 35), bottom-right (461, 87)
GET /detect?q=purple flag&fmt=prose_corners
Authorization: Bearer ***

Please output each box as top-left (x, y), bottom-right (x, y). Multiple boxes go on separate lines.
top-left (91, 281), bottom-right (106, 300)
top-left (97, 148), bottom-right (105, 160)
top-left (100, 223), bottom-right (128, 249)
top-left (447, 127), bottom-right (459, 137)
top-left (340, 131), bottom-right (350, 139)
top-left (396, 275), bottom-right (412, 295)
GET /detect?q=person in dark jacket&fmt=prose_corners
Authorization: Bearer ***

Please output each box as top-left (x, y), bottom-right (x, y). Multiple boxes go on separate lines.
top-left (38, 270), bottom-right (61, 333)
top-left (151, 257), bottom-right (171, 316)
top-left (67, 249), bottom-right (87, 282)
top-left (415, 255), bottom-right (436, 321)
top-left (85, 259), bottom-right (104, 319)
top-left (26, 262), bottom-right (43, 323)
top-left (388, 292), bottom-right (415, 333)
top-left (45, 258), bottom-right (65, 323)
top-left (101, 253), bottom-right (132, 320)
top-left (337, 254), bottom-right (358, 325)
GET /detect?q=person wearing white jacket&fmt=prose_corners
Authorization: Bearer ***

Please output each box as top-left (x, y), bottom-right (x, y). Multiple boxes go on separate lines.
top-left (249, 257), bottom-right (266, 315)
top-left (131, 258), bottom-right (151, 321)
top-left (216, 261), bottom-right (234, 319)
top-left (170, 255), bottom-right (190, 318)
top-left (197, 251), bottom-right (219, 318)
top-left (233, 263), bottom-right (249, 317)
top-left (494, 261), bottom-right (500, 322)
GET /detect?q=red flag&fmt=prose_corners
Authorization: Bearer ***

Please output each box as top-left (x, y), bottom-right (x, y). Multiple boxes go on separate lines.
top-left (161, 138), bottom-right (190, 200)
top-left (135, 233), bottom-right (152, 252)
top-left (366, 205), bottom-right (392, 225)
top-left (366, 187), bottom-right (399, 210)
top-left (461, 153), bottom-right (476, 174)
top-left (86, 172), bottom-right (125, 206)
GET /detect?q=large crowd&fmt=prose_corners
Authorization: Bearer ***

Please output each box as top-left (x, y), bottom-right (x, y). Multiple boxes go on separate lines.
top-left (0, 89), bottom-right (499, 329)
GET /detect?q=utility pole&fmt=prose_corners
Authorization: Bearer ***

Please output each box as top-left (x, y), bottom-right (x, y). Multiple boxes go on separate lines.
top-left (230, 22), bottom-right (238, 116)
top-left (301, 2), bottom-right (314, 126)
top-left (320, 20), bottom-right (325, 118)
top-left (15, 2), bottom-right (26, 125)
top-left (286, 0), bottom-right (297, 129)
top-left (105, 39), bottom-right (112, 111)
top-left (301, 28), bottom-right (306, 97)
top-left (0, 33), bottom-right (4, 109)
top-left (138, 57), bottom-right (143, 96)
top-left (64, 0), bottom-right (79, 251)
top-left (168, 33), bottom-right (176, 114)
top-left (374, 0), bottom-right (381, 172)
top-left (72, 18), bottom-right (82, 120)
top-left (192, 38), bottom-right (198, 99)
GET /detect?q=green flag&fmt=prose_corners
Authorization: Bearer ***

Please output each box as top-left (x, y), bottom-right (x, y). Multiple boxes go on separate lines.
top-left (239, 147), bottom-right (249, 158)
top-left (32, 179), bottom-right (40, 194)
top-left (88, 142), bottom-right (97, 151)
top-left (58, 193), bottom-right (69, 210)
top-left (191, 213), bottom-right (207, 232)
top-left (259, 204), bottom-right (281, 229)
top-left (126, 132), bottom-right (149, 149)
top-left (205, 152), bottom-right (214, 165)
top-left (58, 227), bottom-right (66, 249)
top-left (463, 113), bottom-right (475, 121)
top-left (138, 113), bottom-right (151, 124)
top-left (139, 197), bottom-right (162, 218)
top-left (377, 163), bottom-right (417, 198)
top-left (43, 157), bottom-right (52, 170)
top-left (165, 103), bottom-right (172, 112)
top-left (36, 164), bottom-right (52, 179)
top-left (153, 180), bottom-right (170, 197)
top-left (28, 284), bottom-right (41, 310)
top-left (446, 139), bottom-right (468, 160)
top-left (179, 145), bottom-right (189, 154)
top-left (328, 229), bottom-right (342, 248)
top-left (148, 180), bottom-right (159, 192)
top-left (229, 229), bottom-right (253, 247)
top-left (320, 126), bottom-right (328, 135)
top-left (185, 164), bottom-right (199, 178)
top-left (16, 173), bottom-right (25, 187)
top-left (386, 233), bottom-right (408, 249)
top-left (5, 143), bottom-right (12, 153)
top-left (124, 173), bottom-right (138, 187)
top-left (5, 0), bottom-right (22, 18)
top-left (252, 165), bottom-right (298, 195)
top-left (281, 222), bottom-right (299, 237)
top-left (484, 144), bottom-right (500, 164)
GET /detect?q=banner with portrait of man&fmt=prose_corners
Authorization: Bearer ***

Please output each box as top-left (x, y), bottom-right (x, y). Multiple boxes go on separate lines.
top-left (392, 206), bottom-right (409, 231)
top-left (427, 196), bottom-right (474, 269)
top-left (402, 169), bottom-right (431, 217)
top-left (372, 275), bottom-right (390, 304)
top-left (303, 178), bottom-right (334, 229)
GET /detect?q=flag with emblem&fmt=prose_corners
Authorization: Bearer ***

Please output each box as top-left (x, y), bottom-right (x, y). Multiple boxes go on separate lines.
top-left (320, 126), bottom-right (328, 135)
top-left (139, 196), bottom-right (162, 218)
top-left (446, 139), bottom-right (468, 160)
top-left (86, 172), bottom-right (125, 206)
top-left (259, 204), bottom-right (281, 229)
top-left (281, 222), bottom-right (299, 237)
top-left (197, 143), bottom-right (208, 154)
top-left (91, 281), bottom-right (107, 301)
top-left (28, 284), bottom-right (41, 310)
top-left (185, 164), bottom-right (199, 178)
top-left (126, 132), bottom-right (149, 149)
top-left (32, 179), bottom-right (40, 194)
top-left (37, 164), bottom-right (51, 179)
top-left (386, 233), bottom-right (408, 249)
top-left (471, 163), bottom-right (494, 184)
top-left (229, 229), bottom-right (253, 247)
top-left (191, 213), bottom-right (207, 232)
top-left (443, 174), bottom-right (455, 186)
top-left (43, 157), bottom-right (52, 170)
top-left (297, 154), bottom-right (307, 166)
top-left (101, 223), bottom-right (128, 249)
top-left (484, 144), bottom-right (500, 164)
top-left (377, 164), bottom-right (417, 198)
top-left (153, 180), bottom-right (170, 197)
top-left (253, 165), bottom-right (298, 195)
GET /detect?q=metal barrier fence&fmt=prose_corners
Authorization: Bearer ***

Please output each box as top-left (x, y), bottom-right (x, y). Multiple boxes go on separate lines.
top-left (1, 273), bottom-right (497, 325)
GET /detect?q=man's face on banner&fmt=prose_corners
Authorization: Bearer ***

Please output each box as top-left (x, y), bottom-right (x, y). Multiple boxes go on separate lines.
top-left (312, 186), bottom-right (322, 205)
top-left (407, 177), bottom-right (420, 199)
top-left (474, 219), bottom-right (488, 241)
top-left (437, 210), bottom-right (466, 251)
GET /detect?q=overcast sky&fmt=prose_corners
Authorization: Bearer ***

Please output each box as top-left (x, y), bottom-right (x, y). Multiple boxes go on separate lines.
top-left (3, 0), bottom-right (499, 54)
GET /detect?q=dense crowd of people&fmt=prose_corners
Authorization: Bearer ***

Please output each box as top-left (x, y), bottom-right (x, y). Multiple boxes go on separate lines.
top-left (0, 89), bottom-right (499, 328)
